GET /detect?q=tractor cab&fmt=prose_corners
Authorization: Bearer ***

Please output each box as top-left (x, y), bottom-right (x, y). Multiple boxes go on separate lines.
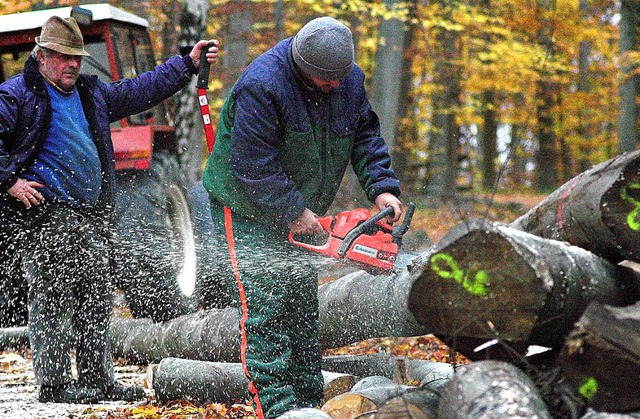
top-left (0, 4), bottom-right (175, 170)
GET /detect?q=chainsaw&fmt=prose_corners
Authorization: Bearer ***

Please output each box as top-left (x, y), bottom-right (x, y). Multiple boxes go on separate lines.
top-left (289, 202), bottom-right (416, 274)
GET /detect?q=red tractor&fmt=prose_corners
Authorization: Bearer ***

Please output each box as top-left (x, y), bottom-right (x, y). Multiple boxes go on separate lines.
top-left (0, 4), bottom-right (223, 326)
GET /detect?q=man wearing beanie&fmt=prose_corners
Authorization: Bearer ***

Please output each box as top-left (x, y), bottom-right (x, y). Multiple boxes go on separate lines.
top-left (0, 15), bottom-right (219, 404)
top-left (203, 16), bottom-right (402, 418)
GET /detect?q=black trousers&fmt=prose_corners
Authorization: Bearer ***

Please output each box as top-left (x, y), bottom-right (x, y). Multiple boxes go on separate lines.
top-left (17, 202), bottom-right (115, 388)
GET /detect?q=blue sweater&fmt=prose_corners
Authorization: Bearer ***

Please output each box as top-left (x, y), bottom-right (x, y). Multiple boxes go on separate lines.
top-left (23, 84), bottom-right (101, 206)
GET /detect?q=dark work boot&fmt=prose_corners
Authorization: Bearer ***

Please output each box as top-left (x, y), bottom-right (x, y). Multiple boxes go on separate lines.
top-left (39, 382), bottom-right (103, 404)
top-left (102, 381), bottom-right (146, 401)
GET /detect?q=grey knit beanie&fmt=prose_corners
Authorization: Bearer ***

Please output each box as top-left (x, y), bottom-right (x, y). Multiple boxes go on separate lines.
top-left (292, 17), bottom-right (354, 81)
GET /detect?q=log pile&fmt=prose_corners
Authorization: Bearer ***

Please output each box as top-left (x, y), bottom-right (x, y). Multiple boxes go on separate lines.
top-left (6, 151), bottom-right (640, 416)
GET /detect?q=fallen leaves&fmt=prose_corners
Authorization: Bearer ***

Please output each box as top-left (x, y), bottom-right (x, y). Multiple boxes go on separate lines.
top-left (95, 400), bottom-right (257, 419)
top-left (323, 334), bottom-right (470, 365)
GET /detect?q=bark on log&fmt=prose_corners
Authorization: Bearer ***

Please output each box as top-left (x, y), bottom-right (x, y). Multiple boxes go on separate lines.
top-left (510, 150), bottom-right (640, 263)
top-left (0, 326), bottom-right (29, 350)
top-left (559, 301), bottom-right (640, 412)
top-left (150, 357), bottom-right (355, 404)
top-left (110, 265), bottom-right (428, 364)
top-left (109, 309), bottom-right (240, 364)
top-left (317, 269), bottom-right (428, 349)
top-left (407, 220), bottom-right (640, 354)
top-left (437, 360), bottom-right (552, 418)
top-left (321, 354), bottom-right (455, 390)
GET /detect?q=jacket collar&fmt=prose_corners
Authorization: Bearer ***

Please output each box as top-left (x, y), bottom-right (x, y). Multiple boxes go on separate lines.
top-left (23, 55), bottom-right (47, 94)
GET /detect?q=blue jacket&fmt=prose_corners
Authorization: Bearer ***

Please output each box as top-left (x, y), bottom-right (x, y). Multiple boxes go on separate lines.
top-left (203, 38), bottom-right (400, 229)
top-left (0, 54), bottom-right (195, 229)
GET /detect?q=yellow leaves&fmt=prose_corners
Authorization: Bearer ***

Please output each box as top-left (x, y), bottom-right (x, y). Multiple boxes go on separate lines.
top-left (110, 400), bottom-right (257, 419)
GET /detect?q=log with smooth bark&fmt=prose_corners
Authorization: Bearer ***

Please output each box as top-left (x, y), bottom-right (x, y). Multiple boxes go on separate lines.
top-left (317, 269), bottom-right (428, 349)
top-left (407, 220), bottom-right (640, 353)
top-left (0, 326), bottom-right (29, 350)
top-left (437, 360), bottom-right (552, 418)
top-left (109, 309), bottom-right (240, 364)
top-left (150, 357), bottom-right (356, 404)
top-left (510, 150), bottom-right (640, 263)
top-left (321, 354), bottom-right (456, 390)
top-left (110, 266), bottom-right (428, 364)
top-left (559, 301), bottom-right (640, 413)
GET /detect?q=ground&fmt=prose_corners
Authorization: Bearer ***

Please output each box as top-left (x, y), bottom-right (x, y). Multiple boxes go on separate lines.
top-left (0, 191), bottom-right (544, 419)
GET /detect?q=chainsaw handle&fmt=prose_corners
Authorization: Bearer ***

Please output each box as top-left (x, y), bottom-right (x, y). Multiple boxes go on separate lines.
top-left (338, 206), bottom-right (395, 256)
top-left (196, 42), bottom-right (215, 89)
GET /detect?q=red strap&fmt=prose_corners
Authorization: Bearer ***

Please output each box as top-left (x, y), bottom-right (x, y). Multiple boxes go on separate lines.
top-left (223, 206), bottom-right (265, 419)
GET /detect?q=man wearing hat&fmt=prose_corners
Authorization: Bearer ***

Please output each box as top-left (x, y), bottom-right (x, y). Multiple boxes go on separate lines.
top-left (202, 16), bottom-right (402, 418)
top-left (0, 16), bottom-right (219, 404)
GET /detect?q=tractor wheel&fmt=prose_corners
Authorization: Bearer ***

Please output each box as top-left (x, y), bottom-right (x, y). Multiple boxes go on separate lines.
top-left (112, 151), bottom-right (198, 322)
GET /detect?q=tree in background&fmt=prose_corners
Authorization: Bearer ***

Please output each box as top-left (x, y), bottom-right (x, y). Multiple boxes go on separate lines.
top-left (1, 0), bottom-right (633, 200)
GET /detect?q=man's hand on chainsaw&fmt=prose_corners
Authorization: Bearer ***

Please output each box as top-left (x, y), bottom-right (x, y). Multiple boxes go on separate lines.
top-left (375, 193), bottom-right (402, 223)
top-left (290, 208), bottom-right (324, 235)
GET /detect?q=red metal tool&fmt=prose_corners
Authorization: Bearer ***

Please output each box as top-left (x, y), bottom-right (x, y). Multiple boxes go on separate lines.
top-left (197, 44), bottom-right (216, 153)
top-left (289, 202), bottom-right (415, 274)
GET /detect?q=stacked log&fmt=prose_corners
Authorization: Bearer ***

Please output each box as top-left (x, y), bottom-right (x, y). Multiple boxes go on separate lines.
top-left (150, 357), bottom-right (356, 405)
top-left (510, 149), bottom-right (640, 263)
top-left (437, 361), bottom-right (552, 418)
top-left (0, 326), bottom-right (28, 350)
top-left (559, 301), bottom-right (640, 412)
top-left (407, 219), bottom-right (640, 354)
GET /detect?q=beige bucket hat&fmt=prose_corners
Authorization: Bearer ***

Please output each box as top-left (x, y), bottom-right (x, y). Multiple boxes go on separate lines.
top-left (35, 16), bottom-right (90, 56)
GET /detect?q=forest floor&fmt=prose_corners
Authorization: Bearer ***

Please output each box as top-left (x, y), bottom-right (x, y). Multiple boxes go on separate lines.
top-left (0, 191), bottom-right (547, 419)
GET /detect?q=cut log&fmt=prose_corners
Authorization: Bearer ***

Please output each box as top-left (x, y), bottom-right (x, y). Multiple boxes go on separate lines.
top-left (371, 390), bottom-right (439, 418)
top-left (0, 326), bottom-right (29, 350)
top-left (437, 360), bottom-right (552, 418)
top-left (109, 309), bottom-right (240, 363)
top-left (407, 220), bottom-right (640, 355)
top-left (321, 381), bottom-right (416, 418)
top-left (150, 357), bottom-right (355, 405)
top-left (321, 354), bottom-right (404, 381)
top-left (110, 265), bottom-right (429, 364)
top-left (317, 269), bottom-right (428, 349)
top-left (510, 150), bottom-right (640, 263)
top-left (559, 301), bottom-right (640, 412)
top-left (279, 408), bottom-right (332, 418)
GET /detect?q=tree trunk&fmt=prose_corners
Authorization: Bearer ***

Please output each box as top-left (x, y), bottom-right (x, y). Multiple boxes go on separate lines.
top-left (437, 361), bottom-right (552, 418)
top-left (510, 150), bottom-right (640, 263)
top-left (559, 300), bottom-right (640, 413)
top-left (150, 357), bottom-right (355, 405)
top-left (370, 0), bottom-right (408, 156)
top-left (535, 0), bottom-right (559, 191)
top-left (481, 90), bottom-right (498, 190)
top-left (426, 0), bottom-right (461, 201)
top-left (618, 0), bottom-right (640, 152)
top-left (172, 0), bottom-right (210, 183)
top-left (369, 391), bottom-right (438, 418)
top-left (407, 219), bottom-right (640, 354)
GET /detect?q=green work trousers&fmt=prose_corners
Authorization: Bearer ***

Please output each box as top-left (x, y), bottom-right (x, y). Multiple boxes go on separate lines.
top-left (210, 199), bottom-right (324, 418)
